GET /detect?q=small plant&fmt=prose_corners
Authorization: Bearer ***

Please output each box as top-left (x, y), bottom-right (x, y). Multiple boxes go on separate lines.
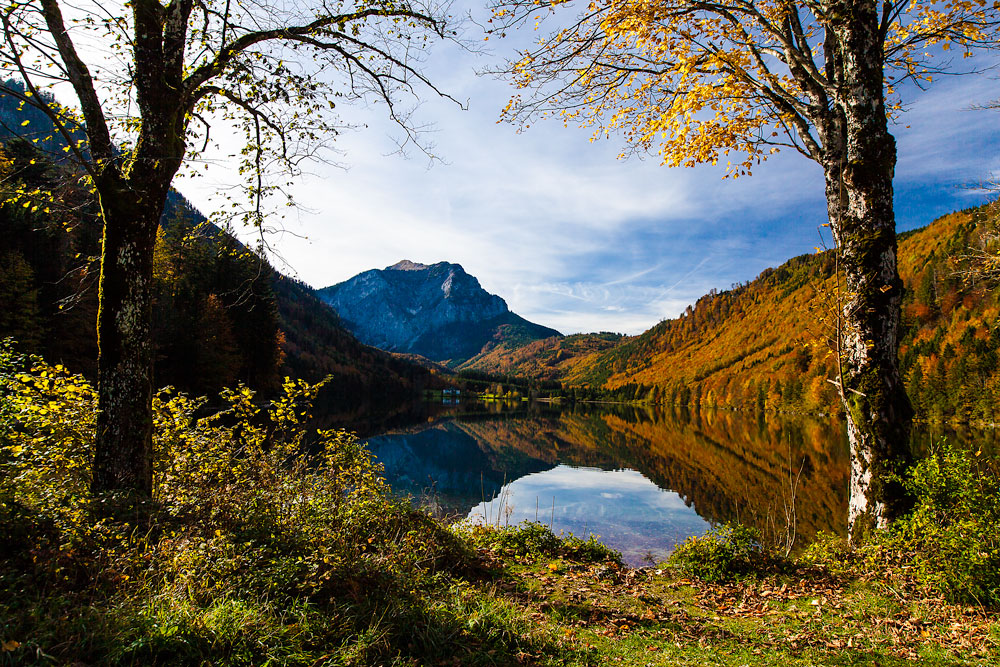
top-left (800, 530), bottom-right (850, 569)
top-left (868, 441), bottom-right (1000, 606)
top-left (561, 533), bottom-right (622, 564)
top-left (460, 521), bottom-right (561, 560)
top-left (668, 523), bottom-right (768, 582)
top-left (458, 521), bottom-right (622, 565)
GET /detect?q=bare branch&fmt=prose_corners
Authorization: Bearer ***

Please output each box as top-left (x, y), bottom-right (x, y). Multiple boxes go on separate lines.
top-left (36, 0), bottom-right (114, 163)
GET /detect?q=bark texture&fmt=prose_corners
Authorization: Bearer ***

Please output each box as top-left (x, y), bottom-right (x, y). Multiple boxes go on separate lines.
top-left (823, 0), bottom-right (914, 543)
top-left (92, 181), bottom-right (161, 495)
top-left (90, 0), bottom-right (190, 496)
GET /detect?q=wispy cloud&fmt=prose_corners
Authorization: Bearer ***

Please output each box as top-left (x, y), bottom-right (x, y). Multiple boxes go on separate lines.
top-left (174, 18), bottom-right (1000, 336)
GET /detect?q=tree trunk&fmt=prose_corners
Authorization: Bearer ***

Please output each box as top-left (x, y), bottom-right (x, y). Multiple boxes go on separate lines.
top-left (91, 176), bottom-right (164, 497)
top-left (825, 0), bottom-right (914, 544)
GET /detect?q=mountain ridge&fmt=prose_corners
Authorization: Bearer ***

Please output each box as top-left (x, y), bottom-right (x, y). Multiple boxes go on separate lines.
top-left (316, 260), bottom-right (561, 365)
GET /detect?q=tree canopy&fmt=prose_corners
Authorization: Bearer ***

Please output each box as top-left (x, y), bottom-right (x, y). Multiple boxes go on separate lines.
top-left (492, 0), bottom-right (997, 177)
top-left (0, 0), bottom-right (457, 497)
top-left (0, 0), bottom-right (455, 222)
top-left (489, 0), bottom-right (999, 541)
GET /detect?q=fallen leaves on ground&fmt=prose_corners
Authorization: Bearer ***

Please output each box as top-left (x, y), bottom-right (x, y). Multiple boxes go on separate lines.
top-left (482, 552), bottom-right (998, 664)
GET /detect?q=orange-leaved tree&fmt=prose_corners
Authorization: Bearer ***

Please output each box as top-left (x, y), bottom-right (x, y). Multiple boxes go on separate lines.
top-left (0, 0), bottom-right (455, 499)
top-left (490, 0), bottom-right (998, 542)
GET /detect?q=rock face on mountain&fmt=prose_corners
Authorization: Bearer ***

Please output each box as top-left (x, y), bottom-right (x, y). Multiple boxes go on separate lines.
top-left (316, 261), bottom-right (561, 364)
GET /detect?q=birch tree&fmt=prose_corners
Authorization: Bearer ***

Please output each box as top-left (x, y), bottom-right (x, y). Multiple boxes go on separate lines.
top-left (490, 0), bottom-right (998, 542)
top-left (0, 0), bottom-right (453, 498)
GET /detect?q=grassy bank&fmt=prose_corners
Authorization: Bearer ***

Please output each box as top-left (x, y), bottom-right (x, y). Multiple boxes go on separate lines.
top-left (2, 345), bottom-right (998, 666)
top-left (3, 516), bottom-right (998, 666)
top-left (457, 525), bottom-right (999, 666)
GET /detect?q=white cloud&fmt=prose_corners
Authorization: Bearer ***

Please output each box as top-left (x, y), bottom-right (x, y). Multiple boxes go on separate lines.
top-left (173, 12), bottom-right (1000, 336)
top-left (893, 73), bottom-right (1000, 184)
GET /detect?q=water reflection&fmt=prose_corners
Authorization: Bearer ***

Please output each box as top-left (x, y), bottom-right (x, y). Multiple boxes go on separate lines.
top-left (364, 403), bottom-right (856, 565)
top-left (467, 465), bottom-right (711, 565)
top-left (364, 419), bottom-right (551, 517)
top-left (361, 400), bottom-right (999, 566)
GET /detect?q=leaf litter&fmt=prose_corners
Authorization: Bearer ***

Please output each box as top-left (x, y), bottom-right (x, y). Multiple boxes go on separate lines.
top-left (484, 554), bottom-right (998, 664)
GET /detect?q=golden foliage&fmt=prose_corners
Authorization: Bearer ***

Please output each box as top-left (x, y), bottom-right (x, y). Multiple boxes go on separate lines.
top-left (0, 343), bottom-right (384, 545)
top-left (494, 0), bottom-right (998, 174)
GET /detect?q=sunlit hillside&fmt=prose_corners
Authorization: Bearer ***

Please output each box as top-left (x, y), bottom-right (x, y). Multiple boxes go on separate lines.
top-left (457, 332), bottom-right (624, 381)
top-left (464, 204), bottom-right (1000, 423)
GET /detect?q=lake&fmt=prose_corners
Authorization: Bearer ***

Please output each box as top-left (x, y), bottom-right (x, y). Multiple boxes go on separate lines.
top-left (360, 401), bottom-right (996, 566)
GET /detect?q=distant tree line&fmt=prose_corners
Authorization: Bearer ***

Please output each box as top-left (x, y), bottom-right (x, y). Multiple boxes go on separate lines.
top-left (456, 369), bottom-right (564, 398)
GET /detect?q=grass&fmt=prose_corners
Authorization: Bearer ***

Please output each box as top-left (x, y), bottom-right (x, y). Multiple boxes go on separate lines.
top-left (471, 547), bottom-right (997, 666)
top-left (1, 348), bottom-right (997, 665)
top-left (3, 511), bottom-right (999, 666)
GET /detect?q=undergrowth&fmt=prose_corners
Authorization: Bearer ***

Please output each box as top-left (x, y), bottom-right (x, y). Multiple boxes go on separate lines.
top-left (668, 523), bottom-right (775, 582)
top-left (1, 339), bottom-right (997, 666)
top-left (458, 521), bottom-right (622, 565)
top-left (0, 342), bottom-right (553, 665)
top-left (804, 441), bottom-right (1000, 607)
top-left (888, 441), bottom-right (1000, 605)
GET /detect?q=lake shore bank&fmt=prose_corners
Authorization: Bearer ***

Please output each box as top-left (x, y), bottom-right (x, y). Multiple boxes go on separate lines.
top-left (4, 515), bottom-right (997, 666)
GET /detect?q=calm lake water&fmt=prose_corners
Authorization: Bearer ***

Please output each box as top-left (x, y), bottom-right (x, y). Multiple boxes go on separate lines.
top-left (359, 401), bottom-right (996, 566)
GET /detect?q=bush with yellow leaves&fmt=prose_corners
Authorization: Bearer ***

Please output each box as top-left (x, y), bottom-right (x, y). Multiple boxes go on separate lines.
top-left (0, 339), bottom-right (484, 665)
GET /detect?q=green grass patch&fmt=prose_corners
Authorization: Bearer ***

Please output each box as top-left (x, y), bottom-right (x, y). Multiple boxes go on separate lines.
top-left (1, 343), bottom-right (998, 666)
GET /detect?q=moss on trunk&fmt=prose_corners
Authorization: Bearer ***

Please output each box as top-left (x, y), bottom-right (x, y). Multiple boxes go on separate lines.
top-left (91, 175), bottom-right (167, 497)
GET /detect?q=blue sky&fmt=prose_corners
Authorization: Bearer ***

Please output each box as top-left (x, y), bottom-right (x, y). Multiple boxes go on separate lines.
top-left (175, 12), bottom-right (1000, 336)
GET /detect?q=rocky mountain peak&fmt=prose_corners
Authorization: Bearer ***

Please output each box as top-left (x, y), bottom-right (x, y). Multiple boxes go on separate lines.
top-left (316, 261), bottom-right (561, 364)
top-left (388, 259), bottom-right (430, 271)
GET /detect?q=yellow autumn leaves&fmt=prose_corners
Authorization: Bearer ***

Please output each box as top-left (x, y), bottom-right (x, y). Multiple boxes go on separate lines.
top-left (496, 0), bottom-right (999, 175)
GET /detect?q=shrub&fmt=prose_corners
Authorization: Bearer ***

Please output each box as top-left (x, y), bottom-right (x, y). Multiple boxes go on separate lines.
top-left (460, 521), bottom-right (562, 560)
top-left (800, 530), bottom-right (850, 568)
top-left (561, 533), bottom-right (622, 564)
top-left (458, 521), bottom-right (622, 565)
top-left (668, 523), bottom-right (768, 582)
top-left (872, 442), bottom-right (1000, 606)
top-left (1, 341), bottom-right (96, 537)
top-left (0, 345), bottom-right (508, 665)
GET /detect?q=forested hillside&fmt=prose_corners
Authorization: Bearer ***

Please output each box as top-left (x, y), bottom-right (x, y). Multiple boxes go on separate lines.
top-left (0, 137), bottom-right (101, 377)
top-left (468, 205), bottom-right (1000, 423)
top-left (0, 80), bottom-right (440, 402)
top-left (458, 332), bottom-right (625, 378)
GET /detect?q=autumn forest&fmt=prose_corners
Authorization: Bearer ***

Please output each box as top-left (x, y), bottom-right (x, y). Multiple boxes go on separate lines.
top-left (2, 0), bottom-right (1000, 663)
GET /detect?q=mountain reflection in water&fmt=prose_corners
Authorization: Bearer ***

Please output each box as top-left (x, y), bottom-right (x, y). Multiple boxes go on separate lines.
top-left (467, 465), bottom-right (711, 565)
top-left (364, 403), bottom-right (855, 566)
